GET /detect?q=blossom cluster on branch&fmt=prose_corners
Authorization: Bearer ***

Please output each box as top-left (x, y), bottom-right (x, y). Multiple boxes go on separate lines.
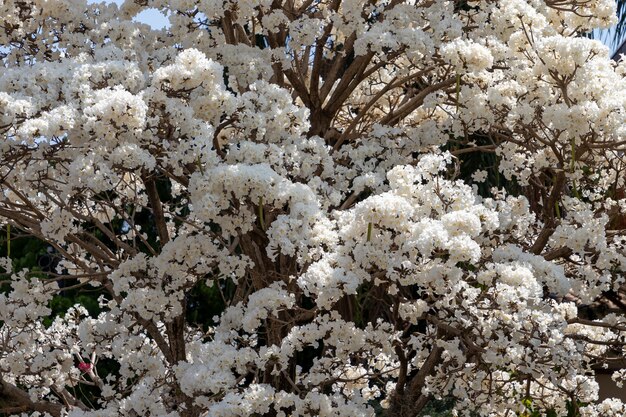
top-left (1, 0), bottom-right (626, 416)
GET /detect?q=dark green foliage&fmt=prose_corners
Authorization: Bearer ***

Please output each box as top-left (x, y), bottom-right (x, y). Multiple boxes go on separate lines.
top-left (1, 232), bottom-right (48, 274)
top-left (186, 279), bottom-right (229, 330)
top-left (418, 397), bottom-right (456, 416)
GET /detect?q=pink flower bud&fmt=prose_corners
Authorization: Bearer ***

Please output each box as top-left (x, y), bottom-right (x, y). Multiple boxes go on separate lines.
top-left (78, 362), bottom-right (92, 372)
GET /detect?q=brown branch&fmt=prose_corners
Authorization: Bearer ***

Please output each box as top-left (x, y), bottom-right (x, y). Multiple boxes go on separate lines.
top-left (380, 77), bottom-right (456, 126)
top-left (530, 171), bottom-right (566, 255)
top-left (568, 317), bottom-right (626, 332)
top-left (386, 345), bottom-right (444, 417)
top-left (142, 175), bottom-right (170, 246)
top-left (324, 52), bottom-right (376, 117)
top-left (543, 246), bottom-right (572, 261)
top-left (0, 379), bottom-right (64, 417)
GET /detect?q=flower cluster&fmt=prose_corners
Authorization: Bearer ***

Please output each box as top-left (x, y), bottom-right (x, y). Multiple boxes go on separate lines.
top-left (1, 0), bottom-right (626, 416)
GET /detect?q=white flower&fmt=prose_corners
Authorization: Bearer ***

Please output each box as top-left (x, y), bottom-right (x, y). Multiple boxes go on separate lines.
top-left (440, 39), bottom-right (494, 73)
top-left (471, 170), bottom-right (488, 183)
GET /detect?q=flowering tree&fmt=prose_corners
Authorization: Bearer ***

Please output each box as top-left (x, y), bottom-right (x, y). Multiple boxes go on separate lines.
top-left (2, 0), bottom-right (626, 416)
